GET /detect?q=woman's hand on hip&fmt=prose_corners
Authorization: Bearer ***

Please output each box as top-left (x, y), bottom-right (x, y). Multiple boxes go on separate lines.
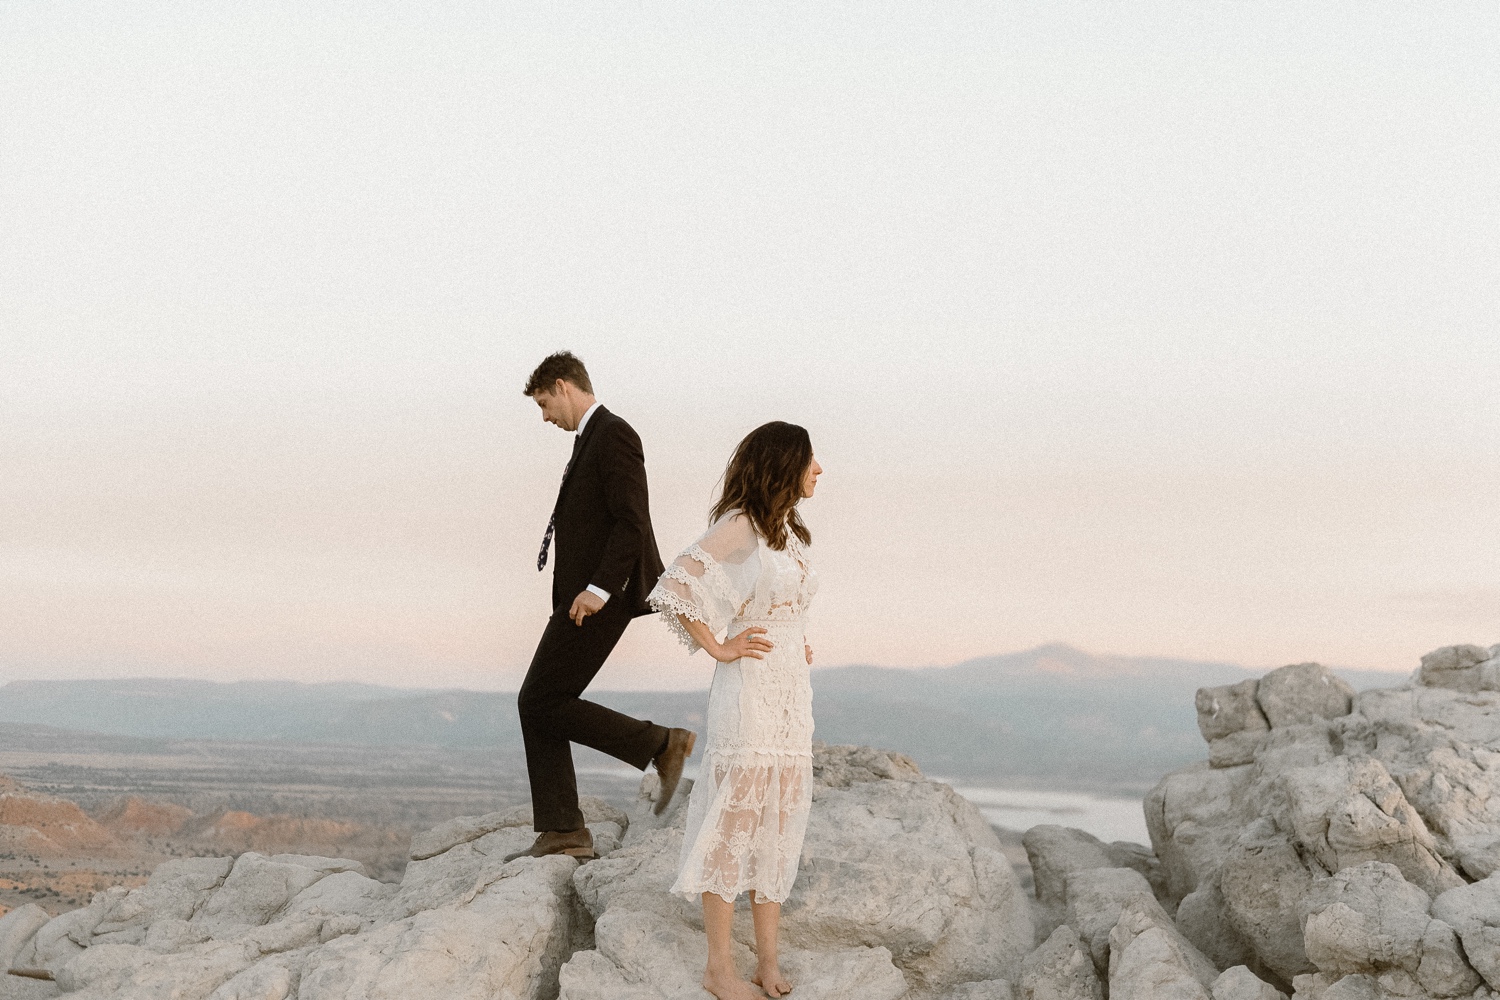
top-left (714, 627), bottom-right (773, 663)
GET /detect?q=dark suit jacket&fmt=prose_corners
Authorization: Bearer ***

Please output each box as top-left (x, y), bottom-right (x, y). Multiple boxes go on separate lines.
top-left (550, 406), bottom-right (665, 618)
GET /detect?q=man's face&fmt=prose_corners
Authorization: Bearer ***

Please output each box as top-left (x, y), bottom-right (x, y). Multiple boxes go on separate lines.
top-left (533, 384), bottom-right (577, 431)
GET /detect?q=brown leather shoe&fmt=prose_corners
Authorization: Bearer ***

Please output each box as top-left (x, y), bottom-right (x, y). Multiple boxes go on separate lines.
top-left (652, 727), bottom-right (698, 816)
top-left (502, 827), bottom-right (595, 863)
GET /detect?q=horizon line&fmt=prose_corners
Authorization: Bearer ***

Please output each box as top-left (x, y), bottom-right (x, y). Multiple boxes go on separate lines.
top-left (0, 641), bottom-right (1422, 694)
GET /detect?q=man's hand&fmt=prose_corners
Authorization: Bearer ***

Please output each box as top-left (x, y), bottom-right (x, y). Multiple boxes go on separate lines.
top-left (569, 590), bottom-right (606, 626)
top-left (805, 644), bottom-right (813, 666)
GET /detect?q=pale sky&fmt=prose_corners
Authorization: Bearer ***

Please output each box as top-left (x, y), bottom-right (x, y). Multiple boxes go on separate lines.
top-left (3, 2), bottom-right (1497, 691)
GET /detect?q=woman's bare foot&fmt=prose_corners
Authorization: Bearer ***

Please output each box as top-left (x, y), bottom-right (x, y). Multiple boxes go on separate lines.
top-left (703, 968), bottom-right (764, 1000)
top-left (752, 964), bottom-right (794, 997)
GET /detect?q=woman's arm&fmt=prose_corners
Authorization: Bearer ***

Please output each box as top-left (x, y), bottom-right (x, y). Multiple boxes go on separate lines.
top-left (677, 616), bottom-right (774, 663)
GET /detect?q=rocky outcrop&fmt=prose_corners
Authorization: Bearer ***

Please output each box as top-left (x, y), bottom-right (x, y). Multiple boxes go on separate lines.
top-left (1016, 924), bottom-right (1102, 1000)
top-left (10, 642), bottom-right (1500, 1000)
top-left (1211, 965), bottom-right (1288, 1000)
top-left (5, 747), bottom-right (1036, 1000)
top-left (6, 807), bottom-right (611, 999)
top-left (0, 904), bottom-right (52, 971)
top-left (560, 743), bottom-right (1033, 998)
top-left (1145, 647), bottom-right (1500, 999)
top-left (1022, 824), bottom-right (1164, 938)
top-left (1297, 861), bottom-right (1480, 997)
top-left (1415, 645), bottom-right (1500, 694)
top-left (1431, 871), bottom-right (1500, 991)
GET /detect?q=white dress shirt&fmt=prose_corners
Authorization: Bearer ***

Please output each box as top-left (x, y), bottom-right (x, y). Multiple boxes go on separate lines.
top-left (576, 402), bottom-right (611, 604)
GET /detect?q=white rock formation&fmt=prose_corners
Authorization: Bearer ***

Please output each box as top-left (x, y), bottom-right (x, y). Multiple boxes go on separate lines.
top-left (1022, 824), bottom-right (1163, 940)
top-left (0, 904), bottom-right (52, 972)
top-left (1146, 647), bottom-right (1500, 999)
top-left (1297, 861), bottom-right (1480, 997)
top-left (6, 748), bottom-right (1040, 1000)
top-left (1432, 871), bottom-right (1500, 991)
top-left (560, 743), bottom-right (1033, 999)
top-left (1211, 965), bottom-right (1288, 1000)
top-left (10, 642), bottom-right (1500, 1000)
top-left (13, 801), bottom-right (618, 1000)
top-left (1016, 924), bottom-right (1102, 1000)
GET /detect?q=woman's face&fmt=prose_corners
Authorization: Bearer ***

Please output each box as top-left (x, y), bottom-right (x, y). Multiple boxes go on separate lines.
top-left (801, 454), bottom-right (823, 499)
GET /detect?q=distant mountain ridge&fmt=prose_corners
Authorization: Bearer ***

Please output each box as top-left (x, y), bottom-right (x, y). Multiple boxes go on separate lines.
top-left (0, 645), bottom-right (1410, 792)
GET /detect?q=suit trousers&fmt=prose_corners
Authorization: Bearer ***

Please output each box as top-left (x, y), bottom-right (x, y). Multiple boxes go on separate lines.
top-left (518, 602), bottom-right (669, 832)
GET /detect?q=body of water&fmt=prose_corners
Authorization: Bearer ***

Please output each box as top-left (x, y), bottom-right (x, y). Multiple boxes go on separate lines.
top-left (941, 782), bottom-right (1151, 845)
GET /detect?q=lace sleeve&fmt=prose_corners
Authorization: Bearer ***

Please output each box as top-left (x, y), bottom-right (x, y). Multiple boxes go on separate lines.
top-left (647, 513), bottom-right (759, 652)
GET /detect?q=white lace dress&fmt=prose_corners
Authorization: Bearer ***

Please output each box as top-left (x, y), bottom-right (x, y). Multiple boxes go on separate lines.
top-left (647, 511), bottom-right (818, 903)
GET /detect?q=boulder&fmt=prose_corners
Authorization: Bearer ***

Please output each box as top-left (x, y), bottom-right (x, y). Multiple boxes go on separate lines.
top-left (810, 743), bottom-right (924, 788)
top-left (1021, 824), bottom-right (1166, 935)
top-left (1141, 648), bottom-right (1500, 1000)
top-left (1175, 880), bottom-right (1261, 978)
top-left (1198, 680), bottom-right (1273, 743)
top-left (564, 743), bottom-right (1034, 997)
top-left (1063, 867), bottom-right (1159, 978)
top-left (1432, 872), bottom-right (1500, 990)
top-left (1107, 899), bottom-right (1214, 1000)
top-left (784, 747), bottom-right (1032, 988)
top-left (1276, 755), bottom-right (1464, 897)
top-left (279, 871), bottom-right (394, 929)
top-left (1062, 866), bottom-right (1214, 987)
top-left (1298, 861), bottom-right (1481, 996)
top-left (295, 854), bottom-right (582, 1000)
top-left (1351, 692), bottom-right (1500, 881)
top-left (12, 888), bottom-right (128, 974)
top-left (1217, 836), bottom-right (1318, 984)
top-left (0, 903), bottom-right (51, 970)
top-left (1210, 965), bottom-right (1288, 1000)
top-left (1417, 645), bottom-right (1498, 692)
top-left (1357, 685), bottom-right (1500, 749)
top-left (205, 948), bottom-right (305, 999)
top-left (57, 939), bottom-right (261, 999)
top-left (39, 807), bottom-right (597, 1000)
top-left (557, 908), bottom-right (909, 1000)
top-left (90, 856), bottom-right (234, 942)
top-left (1016, 923), bottom-right (1103, 1000)
top-left (1256, 664), bottom-right (1355, 729)
top-left (1145, 762), bottom-right (1257, 907)
top-left (1198, 681), bottom-right (1274, 767)
top-left (1210, 731), bottom-right (1274, 769)
top-left (193, 854), bottom-right (331, 937)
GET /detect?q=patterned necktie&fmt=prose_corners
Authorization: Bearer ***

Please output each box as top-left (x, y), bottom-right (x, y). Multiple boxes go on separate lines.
top-left (537, 433), bottom-right (584, 571)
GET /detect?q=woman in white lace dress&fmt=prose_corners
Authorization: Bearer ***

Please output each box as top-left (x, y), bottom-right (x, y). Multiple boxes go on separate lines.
top-left (647, 421), bottom-right (822, 1000)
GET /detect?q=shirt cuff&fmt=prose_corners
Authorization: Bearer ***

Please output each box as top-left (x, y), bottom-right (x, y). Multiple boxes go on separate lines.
top-left (586, 584), bottom-right (611, 603)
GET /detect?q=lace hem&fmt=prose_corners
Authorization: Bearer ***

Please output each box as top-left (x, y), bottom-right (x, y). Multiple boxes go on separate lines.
top-left (671, 875), bottom-right (792, 905)
top-left (647, 588), bottom-right (707, 652)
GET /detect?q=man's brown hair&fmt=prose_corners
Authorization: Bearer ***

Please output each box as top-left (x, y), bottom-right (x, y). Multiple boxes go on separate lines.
top-left (523, 351), bottom-right (594, 396)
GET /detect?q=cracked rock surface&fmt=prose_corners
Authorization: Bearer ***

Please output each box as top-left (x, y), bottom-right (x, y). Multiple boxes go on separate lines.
top-left (7, 643), bottom-right (1500, 1000)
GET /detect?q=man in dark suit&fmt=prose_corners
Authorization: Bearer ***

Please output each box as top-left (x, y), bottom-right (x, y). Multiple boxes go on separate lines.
top-left (506, 351), bottom-right (696, 862)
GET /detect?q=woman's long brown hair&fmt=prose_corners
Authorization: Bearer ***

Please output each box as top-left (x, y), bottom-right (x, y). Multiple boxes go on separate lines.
top-left (709, 421), bottom-right (813, 551)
